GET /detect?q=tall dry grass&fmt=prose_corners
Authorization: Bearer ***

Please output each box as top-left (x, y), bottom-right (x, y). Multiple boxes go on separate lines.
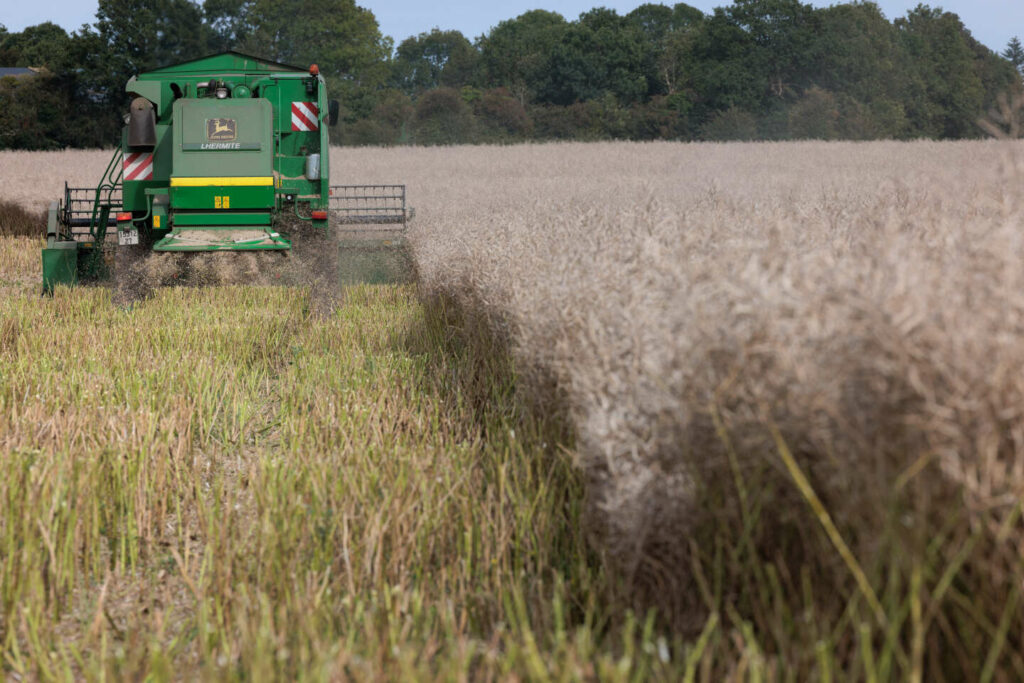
top-left (2, 140), bottom-right (1022, 676)
top-left (0, 149), bottom-right (113, 212)
top-left (1, 284), bottom-right (640, 679)
top-left (332, 139), bottom-right (1024, 677)
top-left (0, 200), bottom-right (45, 238)
top-left (0, 236), bottom-right (39, 289)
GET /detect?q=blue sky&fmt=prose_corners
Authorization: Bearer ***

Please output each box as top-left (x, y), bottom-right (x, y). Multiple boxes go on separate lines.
top-left (2, 1), bottom-right (1021, 54)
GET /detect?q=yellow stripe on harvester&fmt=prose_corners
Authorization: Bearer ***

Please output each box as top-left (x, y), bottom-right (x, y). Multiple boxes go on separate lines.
top-left (170, 177), bottom-right (274, 187)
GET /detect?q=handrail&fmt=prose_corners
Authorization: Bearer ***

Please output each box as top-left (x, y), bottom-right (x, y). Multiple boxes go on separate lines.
top-left (88, 147), bottom-right (124, 243)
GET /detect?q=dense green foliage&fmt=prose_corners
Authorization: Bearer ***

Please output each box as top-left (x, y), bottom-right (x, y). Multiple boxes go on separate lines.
top-left (0, 1), bottom-right (1020, 148)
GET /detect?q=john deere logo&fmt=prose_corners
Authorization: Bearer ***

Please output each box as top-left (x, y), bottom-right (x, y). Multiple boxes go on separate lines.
top-left (207, 118), bottom-right (237, 141)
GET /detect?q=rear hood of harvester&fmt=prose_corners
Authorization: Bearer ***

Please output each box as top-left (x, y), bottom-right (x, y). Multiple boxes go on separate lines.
top-left (155, 97), bottom-right (287, 251)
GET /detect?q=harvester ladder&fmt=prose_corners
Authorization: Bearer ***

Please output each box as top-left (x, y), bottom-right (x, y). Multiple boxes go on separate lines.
top-left (62, 148), bottom-right (123, 243)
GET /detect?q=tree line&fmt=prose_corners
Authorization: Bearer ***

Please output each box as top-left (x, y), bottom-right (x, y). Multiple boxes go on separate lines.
top-left (1, 0), bottom-right (1022, 149)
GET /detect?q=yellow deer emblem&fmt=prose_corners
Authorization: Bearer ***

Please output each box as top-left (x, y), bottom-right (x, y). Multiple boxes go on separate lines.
top-left (207, 118), bottom-right (237, 141)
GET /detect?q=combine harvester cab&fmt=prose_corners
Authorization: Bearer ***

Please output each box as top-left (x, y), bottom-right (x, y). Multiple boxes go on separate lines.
top-left (41, 51), bottom-right (411, 293)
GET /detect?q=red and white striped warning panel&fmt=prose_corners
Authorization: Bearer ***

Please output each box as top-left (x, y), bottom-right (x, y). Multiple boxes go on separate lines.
top-left (291, 102), bottom-right (319, 131)
top-left (123, 152), bottom-right (154, 181)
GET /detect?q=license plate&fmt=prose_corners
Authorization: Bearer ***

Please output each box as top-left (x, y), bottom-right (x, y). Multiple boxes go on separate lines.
top-left (118, 228), bottom-right (139, 246)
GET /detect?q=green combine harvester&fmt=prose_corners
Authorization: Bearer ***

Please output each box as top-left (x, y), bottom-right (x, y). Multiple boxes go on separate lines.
top-left (41, 51), bottom-right (410, 293)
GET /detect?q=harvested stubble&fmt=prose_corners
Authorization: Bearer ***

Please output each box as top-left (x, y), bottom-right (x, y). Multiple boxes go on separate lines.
top-left (3, 282), bottom-right (676, 679)
top-left (332, 139), bottom-right (1024, 678)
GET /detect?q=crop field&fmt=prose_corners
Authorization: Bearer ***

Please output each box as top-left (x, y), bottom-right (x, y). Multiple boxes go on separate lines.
top-left (2, 140), bottom-right (1024, 679)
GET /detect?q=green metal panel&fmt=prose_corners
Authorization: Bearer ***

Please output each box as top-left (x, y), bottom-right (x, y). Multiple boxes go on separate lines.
top-left (173, 212), bottom-right (272, 226)
top-left (277, 156), bottom-right (305, 178)
top-left (172, 98), bottom-right (273, 178)
top-left (318, 72), bottom-right (330, 206)
top-left (248, 73), bottom-right (329, 208)
top-left (125, 78), bottom-right (166, 119)
top-left (143, 51), bottom-right (305, 76)
top-left (170, 185), bottom-right (274, 211)
top-left (42, 241), bottom-right (78, 292)
top-left (153, 228), bottom-right (290, 252)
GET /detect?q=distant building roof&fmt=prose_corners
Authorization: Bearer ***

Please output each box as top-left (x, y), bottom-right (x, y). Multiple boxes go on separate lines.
top-left (0, 67), bottom-right (39, 78)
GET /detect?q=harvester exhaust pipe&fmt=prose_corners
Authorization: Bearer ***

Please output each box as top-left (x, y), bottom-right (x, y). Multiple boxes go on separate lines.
top-left (127, 97), bottom-right (156, 148)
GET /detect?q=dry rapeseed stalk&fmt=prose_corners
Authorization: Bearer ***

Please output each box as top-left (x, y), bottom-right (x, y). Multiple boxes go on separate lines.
top-left (331, 140), bottom-right (1024, 657)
